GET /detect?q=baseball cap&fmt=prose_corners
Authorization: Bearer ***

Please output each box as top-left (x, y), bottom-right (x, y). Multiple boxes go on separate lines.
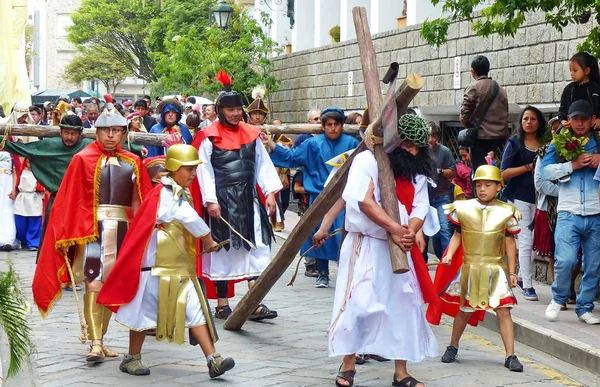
top-left (568, 100), bottom-right (594, 119)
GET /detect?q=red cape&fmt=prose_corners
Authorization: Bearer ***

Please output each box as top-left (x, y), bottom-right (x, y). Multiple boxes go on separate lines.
top-left (32, 141), bottom-right (152, 316)
top-left (97, 183), bottom-right (162, 312)
top-left (425, 244), bottom-right (485, 326)
top-left (190, 121), bottom-right (263, 298)
top-left (192, 121), bottom-right (262, 151)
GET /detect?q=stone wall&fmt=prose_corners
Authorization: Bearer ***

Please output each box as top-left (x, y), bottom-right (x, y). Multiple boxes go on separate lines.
top-left (270, 12), bottom-right (595, 123)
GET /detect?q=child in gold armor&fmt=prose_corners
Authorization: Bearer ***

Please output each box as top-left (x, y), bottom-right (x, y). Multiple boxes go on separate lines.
top-left (439, 165), bottom-right (524, 372)
top-left (98, 144), bottom-right (235, 378)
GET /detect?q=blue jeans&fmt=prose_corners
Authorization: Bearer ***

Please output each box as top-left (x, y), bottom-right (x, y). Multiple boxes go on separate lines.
top-left (430, 194), bottom-right (453, 259)
top-left (553, 212), bottom-right (600, 316)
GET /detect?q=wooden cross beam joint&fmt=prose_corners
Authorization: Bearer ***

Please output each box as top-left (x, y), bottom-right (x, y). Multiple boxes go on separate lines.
top-left (223, 6), bottom-right (424, 331)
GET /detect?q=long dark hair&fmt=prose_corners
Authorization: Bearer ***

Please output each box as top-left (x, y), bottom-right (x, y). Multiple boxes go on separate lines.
top-left (571, 52), bottom-right (600, 84)
top-left (511, 106), bottom-right (546, 162)
top-left (388, 146), bottom-right (434, 183)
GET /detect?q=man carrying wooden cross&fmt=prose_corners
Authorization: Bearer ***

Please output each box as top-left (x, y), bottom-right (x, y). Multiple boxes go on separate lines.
top-left (314, 114), bottom-right (439, 387)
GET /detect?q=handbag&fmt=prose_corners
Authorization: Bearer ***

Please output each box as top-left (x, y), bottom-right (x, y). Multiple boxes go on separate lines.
top-left (458, 81), bottom-right (500, 147)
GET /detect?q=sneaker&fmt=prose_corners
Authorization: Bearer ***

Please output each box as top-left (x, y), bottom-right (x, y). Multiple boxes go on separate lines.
top-left (304, 264), bottom-right (318, 278)
top-left (516, 279), bottom-right (523, 291)
top-left (315, 273), bottom-right (329, 288)
top-left (523, 288), bottom-right (538, 301)
top-left (545, 300), bottom-right (563, 321)
top-left (28, 246), bottom-right (38, 251)
top-left (441, 345), bottom-right (458, 363)
top-left (578, 312), bottom-right (600, 325)
top-left (504, 355), bottom-right (523, 372)
top-left (207, 353), bottom-right (235, 378)
top-left (120, 354), bottom-right (150, 376)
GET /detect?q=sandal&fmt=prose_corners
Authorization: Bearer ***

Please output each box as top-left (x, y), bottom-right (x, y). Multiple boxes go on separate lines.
top-left (364, 354), bottom-right (390, 362)
top-left (355, 354), bottom-right (367, 365)
top-left (248, 304), bottom-right (278, 321)
top-left (392, 375), bottom-right (424, 387)
top-left (336, 364), bottom-right (356, 387)
top-left (86, 343), bottom-right (105, 363)
top-left (214, 305), bottom-right (232, 320)
top-left (102, 345), bottom-right (118, 357)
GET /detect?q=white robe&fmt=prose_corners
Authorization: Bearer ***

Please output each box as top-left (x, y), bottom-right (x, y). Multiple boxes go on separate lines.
top-left (0, 152), bottom-right (18, 247)
top-left (197, 139), bottom-right (282, 280)
top-left (14, 168), bottom-right (43, 217)
top-left (116, 178), bottom-right (211, 330)
top-left (328, 151), bottom-right (438, 362)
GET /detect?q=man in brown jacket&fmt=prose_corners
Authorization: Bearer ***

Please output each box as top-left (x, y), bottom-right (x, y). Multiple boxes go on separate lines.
top-left (460, 55), bottom-right (509, 171)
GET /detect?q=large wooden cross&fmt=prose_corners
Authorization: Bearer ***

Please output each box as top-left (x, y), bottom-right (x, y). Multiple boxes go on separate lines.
top-left (222, 7), bottom-right (424, 331)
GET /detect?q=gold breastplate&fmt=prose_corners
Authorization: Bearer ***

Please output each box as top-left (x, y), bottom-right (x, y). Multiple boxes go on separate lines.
top-left (153, 220), bottom-right (197, 277)
top-left (454, 200), bottom-right (516, 265)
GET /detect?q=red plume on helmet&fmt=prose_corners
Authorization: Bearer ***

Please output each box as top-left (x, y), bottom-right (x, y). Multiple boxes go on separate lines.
top-left (215, 69), bottom-right (232, 92)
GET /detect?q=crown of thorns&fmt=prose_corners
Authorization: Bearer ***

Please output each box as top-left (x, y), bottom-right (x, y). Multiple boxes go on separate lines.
top-left (397, 114), bottom-right (429, 147)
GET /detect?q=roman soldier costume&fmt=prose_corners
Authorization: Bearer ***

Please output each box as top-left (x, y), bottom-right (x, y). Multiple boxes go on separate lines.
top-left (192, 70), bottom-right (282, 320)
top-left (32, 109), bottom-right (152, 362)
top-left (246, 85), bottom-right (269, 122)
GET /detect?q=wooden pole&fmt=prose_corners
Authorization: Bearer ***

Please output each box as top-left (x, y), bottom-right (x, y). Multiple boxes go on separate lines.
top-left (223, 142), bottom-right (367, 331)
top-left (352, 6), bottom-right (408, 274)
top-left (0, 123), bottom-right (361, 146)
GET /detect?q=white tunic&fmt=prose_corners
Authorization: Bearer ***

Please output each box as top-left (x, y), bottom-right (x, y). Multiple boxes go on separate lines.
top-left (14, 168), bottom-right (44, 217)
top-left (328, 151), bottom-right (438, 361)
top-left (0, 152), bottom-right (18, 247)
top-left (116, 177), bottom-right (211, 330)
top-left (197, 139), bottom-right (282, 280)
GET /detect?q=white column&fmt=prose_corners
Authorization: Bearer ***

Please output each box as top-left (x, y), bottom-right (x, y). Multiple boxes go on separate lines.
top-left (340, 0), bottom-right (370, 42)
top-left (315, 0), bottom-right (340, 47)
top-left (376, 0), bottom-right (402, 32)
top-left (292, 0), bottom-right (315, 52)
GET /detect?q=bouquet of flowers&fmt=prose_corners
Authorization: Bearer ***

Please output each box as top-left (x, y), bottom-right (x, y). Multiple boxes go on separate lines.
top-left (553, 130), bottom-right (589, 160)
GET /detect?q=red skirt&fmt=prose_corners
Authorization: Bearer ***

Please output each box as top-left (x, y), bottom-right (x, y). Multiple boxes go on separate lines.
top-left (532, 209), bottom-right (554, 257)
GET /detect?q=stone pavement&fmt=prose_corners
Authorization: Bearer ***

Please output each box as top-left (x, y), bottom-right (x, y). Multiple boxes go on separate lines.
top-left (0, 211), bottom-right (599, 386)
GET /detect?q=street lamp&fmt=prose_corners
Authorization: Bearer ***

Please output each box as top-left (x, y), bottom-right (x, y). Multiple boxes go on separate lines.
top-left (211, 0), bottom-right (233, 30)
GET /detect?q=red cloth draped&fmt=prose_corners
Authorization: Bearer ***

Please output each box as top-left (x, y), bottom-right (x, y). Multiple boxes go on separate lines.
top-left (97, 184), bottom-right (162, 312)
top-left (394, 178), bottom-right (439, 306)
top-left (32, 141), bottom-right (152, 316)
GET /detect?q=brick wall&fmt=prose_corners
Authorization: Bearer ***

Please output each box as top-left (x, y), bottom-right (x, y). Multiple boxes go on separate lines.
top-left (270, 12), bottom-right (595, 123)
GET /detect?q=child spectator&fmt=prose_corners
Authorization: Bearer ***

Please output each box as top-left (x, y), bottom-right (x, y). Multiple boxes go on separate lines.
top-left (558, 52), bottom-right (600, 129)
top-left (14, 159), bottom-right (45, 251)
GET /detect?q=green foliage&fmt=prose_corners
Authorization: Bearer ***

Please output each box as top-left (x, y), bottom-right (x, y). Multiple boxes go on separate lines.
top-left (329, 25), bottom-right (341, 43)
top-left (0, 264), bottom-right (33, 378)
top-left (420, 0), bottom-right (600, 57)
top-left (151, 3), bottom-right (281, 103)
top-left (67, 0), bottom-right (281, 102)
top-left (64, 48), bottom-right (133, 94)
top-left (67, 0), bottom-right (160, 82)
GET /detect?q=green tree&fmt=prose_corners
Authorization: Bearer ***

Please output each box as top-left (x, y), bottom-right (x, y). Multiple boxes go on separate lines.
top-left (64, 48), bottom-right (133, 94)
top-left (151, 2), bottom-right (281, 103)
top-left (0, 264), bottom-right (33, 379)
top-left (420, 1), bottom-right (598, 57)
top-left (67, 0), bottom-right (160, 82)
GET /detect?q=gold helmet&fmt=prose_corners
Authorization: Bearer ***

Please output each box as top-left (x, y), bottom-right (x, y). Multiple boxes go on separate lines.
top-left (472, 165), bottom-right (504, 187)
top-left (165, 144), bottom-right (202, 171)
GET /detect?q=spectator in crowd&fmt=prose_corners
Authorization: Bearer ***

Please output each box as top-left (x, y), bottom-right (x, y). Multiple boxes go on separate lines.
top-left (427, 122), bottom-right (456, 259)
top-left (147, 98), bottom-right (193, 157)
top-left (200, 104), bottom-right (217, 129)
top-left (45, 103), bottom-right (55, 123)
top-left (268, 107), bottom-right (359, 288)
top-left (83, 103), bottom-right (100, 128)
top-left (126, 112), bottom-right (147, 132)
top-left (293, 108), bottom-right (321, 276)
top-left (345, 112), bottom-right (362, 125)
top-left (134, 99), bottom-right (156, 131)
top-left (14, 159), bottom-right (44, 251)
top-left (71, 97), bottom-right (82, 110)
top-left (501, 106), bottom-right (545, 301)
top-left (542, 100), bottom-right (600, 324)
top-left (29, 105), bottom-right (46, 125)
top-left (558, 52), bottom-right (600, 129)
top-left (454, 146), bottom-right (472, 198)
top-left (460, 55), bottom-right (509, 172)
top-left (0, 150), bottom-right (18, 250)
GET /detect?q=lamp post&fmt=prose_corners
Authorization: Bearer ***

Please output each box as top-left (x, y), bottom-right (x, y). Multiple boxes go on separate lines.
top-left (211, 0), bottom-right (234, 30)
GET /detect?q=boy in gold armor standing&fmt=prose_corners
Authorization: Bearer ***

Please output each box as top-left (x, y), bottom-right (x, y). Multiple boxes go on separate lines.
top-left (98, 144), bottom-right (235, 378)
top-left (438, 165), bottom-right (524, 372)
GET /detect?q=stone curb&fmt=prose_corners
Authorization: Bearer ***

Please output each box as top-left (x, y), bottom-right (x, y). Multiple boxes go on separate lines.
top-left (481, 311), bottom-right (600, 375)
